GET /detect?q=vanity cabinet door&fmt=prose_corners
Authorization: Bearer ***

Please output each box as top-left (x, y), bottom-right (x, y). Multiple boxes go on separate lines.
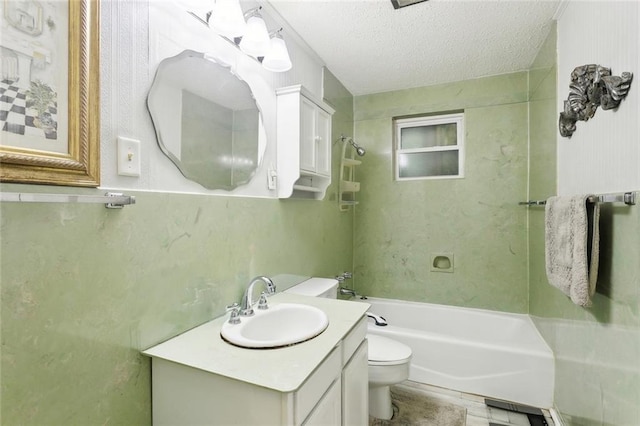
top-left (303, 378), bottom-right (342, 426)
top-left (295, 346), bottom-right (341, 424)
top-left (342, 341), bottom-right (368, 426)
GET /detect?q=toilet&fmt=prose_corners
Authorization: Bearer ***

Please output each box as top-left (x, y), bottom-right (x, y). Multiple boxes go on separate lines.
top-left (366, 334), bottom-right (412, 419)
top-left (285, 277), bottom-right (412, 420)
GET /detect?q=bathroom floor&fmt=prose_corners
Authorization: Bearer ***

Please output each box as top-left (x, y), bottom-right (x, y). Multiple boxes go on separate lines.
top-left (383, 381), bottom-right (556, 426)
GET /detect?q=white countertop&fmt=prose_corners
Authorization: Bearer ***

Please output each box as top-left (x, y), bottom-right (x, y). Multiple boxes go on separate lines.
top-left (142, 293), bottom-right (370, 393)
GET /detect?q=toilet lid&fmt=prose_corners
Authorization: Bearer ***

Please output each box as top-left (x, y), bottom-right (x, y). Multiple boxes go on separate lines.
top-left (367, 334), bottom-right (412, 365)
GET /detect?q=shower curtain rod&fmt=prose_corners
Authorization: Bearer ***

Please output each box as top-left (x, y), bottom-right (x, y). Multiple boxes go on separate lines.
top-left (0, 192), bottom-right (136, 209)
top-left (519, 191), bottom-right (636, 206)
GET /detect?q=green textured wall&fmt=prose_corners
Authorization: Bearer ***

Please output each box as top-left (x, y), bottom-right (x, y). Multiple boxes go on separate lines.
top-left (352, 73), bottom-right (530, 313)
top-left (0, 75), bottom-right (354, 425)
top-left (528, 25), bottom-right (640, 425)
top-left (3, 10), bottom-right (637, 426)
top-left (528, 24), bottom-right (558, 317)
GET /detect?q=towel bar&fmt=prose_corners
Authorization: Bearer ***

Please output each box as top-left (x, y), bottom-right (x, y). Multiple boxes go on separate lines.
top-left (519, 191), bottom-right (636, 206)
top-left (0, 192), bottom-right (136, 208)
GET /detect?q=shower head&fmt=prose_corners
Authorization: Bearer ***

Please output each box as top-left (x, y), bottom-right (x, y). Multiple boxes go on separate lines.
top-left (354, 145), bottom-right (366, 156)
top-left (342, 136), bottom-right (366, 156)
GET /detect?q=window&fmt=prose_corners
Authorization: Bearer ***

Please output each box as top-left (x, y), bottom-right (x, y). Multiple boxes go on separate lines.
top-left (394, 113), bottom-right (464, 180)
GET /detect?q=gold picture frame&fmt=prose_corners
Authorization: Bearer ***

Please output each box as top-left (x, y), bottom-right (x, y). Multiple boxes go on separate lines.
top-left (0, 0), bottom-right (100, 187)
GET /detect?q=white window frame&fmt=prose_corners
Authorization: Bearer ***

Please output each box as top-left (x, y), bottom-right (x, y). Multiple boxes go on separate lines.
top-left (394, 112), bottom-right (465, 181)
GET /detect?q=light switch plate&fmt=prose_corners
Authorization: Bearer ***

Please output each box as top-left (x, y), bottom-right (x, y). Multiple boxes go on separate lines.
top-left (117, 136), bottom-right (141, 177)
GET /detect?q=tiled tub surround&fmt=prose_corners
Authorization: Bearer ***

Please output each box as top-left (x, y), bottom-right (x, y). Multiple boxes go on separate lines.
top-left (353, 72), bottom-right (530, 313)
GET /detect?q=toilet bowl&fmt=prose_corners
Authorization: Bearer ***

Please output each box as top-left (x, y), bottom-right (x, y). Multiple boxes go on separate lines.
top-left (367, 334), bottom-right (412, 419)
top-left (284, 277), bottom-right (413, 420)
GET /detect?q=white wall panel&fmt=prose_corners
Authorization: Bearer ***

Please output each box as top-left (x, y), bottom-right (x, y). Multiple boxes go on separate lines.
top-left (556, 1), bottom-right (639, 195)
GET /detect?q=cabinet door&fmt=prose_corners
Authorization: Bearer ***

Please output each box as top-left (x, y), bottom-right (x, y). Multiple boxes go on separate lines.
top-left (304, 378), bottom-right (342, 426)
top-left (315, 107), bottom-right (331, 177)
top-left (300, 97), bottom-right (317, 173)
top-left (342, 341), bottom-right (368, 426)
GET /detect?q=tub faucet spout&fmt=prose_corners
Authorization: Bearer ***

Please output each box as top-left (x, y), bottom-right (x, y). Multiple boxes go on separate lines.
top-left (339, 287), bottom-right (356, 297)
top-left (367, 312), bottom-right (388, 326)
top-left (240, 276), bottom-right (276, 316)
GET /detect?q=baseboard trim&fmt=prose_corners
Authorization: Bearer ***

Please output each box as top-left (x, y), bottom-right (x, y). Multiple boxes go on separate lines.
top-left (550, 407), bottom-right (565, 426)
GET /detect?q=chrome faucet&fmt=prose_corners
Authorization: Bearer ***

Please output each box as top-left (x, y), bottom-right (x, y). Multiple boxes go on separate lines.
top-left (240, 276), bottom-right (276, 316)
top-left (339, 287), bottom-right (357, 297)
top-left (337, 271), bottom-right (357, 298)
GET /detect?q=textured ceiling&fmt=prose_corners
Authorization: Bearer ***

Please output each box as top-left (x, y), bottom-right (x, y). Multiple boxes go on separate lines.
top-left (267, 0), bottom-right (560, 96)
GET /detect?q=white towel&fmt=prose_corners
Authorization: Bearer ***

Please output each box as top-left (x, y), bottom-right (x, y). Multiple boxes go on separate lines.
top-left (545, 195), bottom-right (600, 307)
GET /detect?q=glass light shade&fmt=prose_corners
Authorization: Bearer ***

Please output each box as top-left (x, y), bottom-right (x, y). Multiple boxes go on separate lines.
top-left (210, 0), bottom-right (246, 38)
top-left (238, 15), bottom-right (271, 58)
top-left (262, 35), bottom-right (292, 72)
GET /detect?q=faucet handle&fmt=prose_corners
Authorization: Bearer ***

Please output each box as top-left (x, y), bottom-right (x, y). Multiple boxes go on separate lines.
top-left (227, 309), bottom-right (241, 324)
top-left (341, 272), bottom-right (353, 279)
top-left (257, 292), bottom-right (269, 310)
top-left (225, 303), bottom-right (241, 324)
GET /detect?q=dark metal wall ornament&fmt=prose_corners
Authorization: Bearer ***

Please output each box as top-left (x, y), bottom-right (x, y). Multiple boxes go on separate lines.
top-left (558, 64), bottom-right (633, 137)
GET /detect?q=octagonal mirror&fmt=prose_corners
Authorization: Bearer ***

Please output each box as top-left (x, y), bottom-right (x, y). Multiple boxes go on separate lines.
top-left (147, 50), bottom-right (266, 191)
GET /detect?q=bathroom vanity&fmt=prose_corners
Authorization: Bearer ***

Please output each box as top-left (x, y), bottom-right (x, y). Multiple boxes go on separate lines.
top-left (143, 292), bottom-right (370, 425)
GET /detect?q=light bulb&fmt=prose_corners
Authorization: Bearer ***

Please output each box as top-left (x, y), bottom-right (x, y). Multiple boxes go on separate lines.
top-left (209, 0), bottom-right (246, 39)
top-left (238, 14), bottom-right (270, 58)
top-left (262, 34), bottom-right (292, 72)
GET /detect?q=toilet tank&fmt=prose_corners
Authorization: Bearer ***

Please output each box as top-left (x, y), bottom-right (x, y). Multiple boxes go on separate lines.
top-left (284, 277), bottom-right (339, 299)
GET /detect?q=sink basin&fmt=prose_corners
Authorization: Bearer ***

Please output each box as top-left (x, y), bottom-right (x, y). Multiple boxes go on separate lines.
top-left (220, 303), bottom-right (329, 349)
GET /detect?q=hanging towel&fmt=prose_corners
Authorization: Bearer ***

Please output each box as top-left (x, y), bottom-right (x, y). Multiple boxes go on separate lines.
top-left (545, 195), bottom-right (600, 307)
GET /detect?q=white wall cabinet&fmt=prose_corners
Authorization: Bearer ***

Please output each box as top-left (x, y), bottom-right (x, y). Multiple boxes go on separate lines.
top-left (277, 85), bottom-right (335, 199)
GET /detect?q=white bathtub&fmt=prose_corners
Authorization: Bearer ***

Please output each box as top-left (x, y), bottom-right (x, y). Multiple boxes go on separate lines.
top-left (363, 297), bottom-right (554, 408)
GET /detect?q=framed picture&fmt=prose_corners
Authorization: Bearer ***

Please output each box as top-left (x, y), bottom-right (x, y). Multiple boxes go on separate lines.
top-left (0, 0), bottom-right (100, 187)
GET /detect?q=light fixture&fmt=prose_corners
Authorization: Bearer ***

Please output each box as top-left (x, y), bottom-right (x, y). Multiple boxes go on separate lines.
top-left (208, 0), bottom-right (246, 39)
top-left (189, 2), bottom-right (292, 72)
top-left (262, 30), bottom-right (292, 72)
top-left (238, 8), bottom-right (271, 58)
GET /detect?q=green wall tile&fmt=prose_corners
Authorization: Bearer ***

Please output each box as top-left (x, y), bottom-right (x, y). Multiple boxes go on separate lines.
top-left (0, 72), bottom-right (354, 425)
top-left (353, 73), bottom-right (529, 313)
top-left (0, 190), bottom-right (354, 425)
top-left (3, 16), bottom-right (639, 426)
top-left (354, 72), bottom-right (528, 122)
